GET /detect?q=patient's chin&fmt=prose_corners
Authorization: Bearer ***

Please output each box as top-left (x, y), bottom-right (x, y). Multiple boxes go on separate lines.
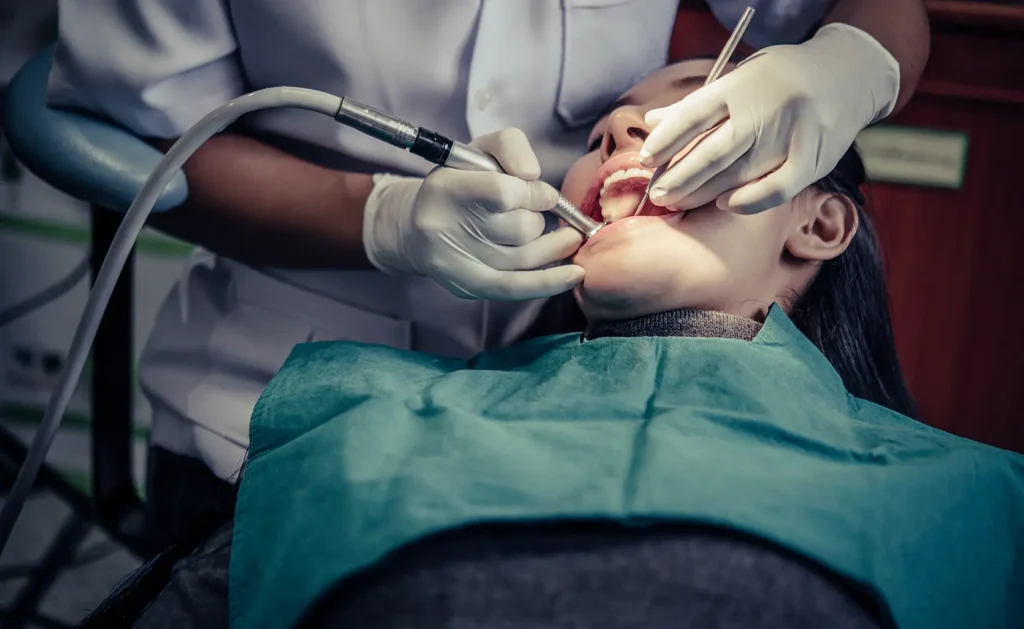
top-left (573, 274), bottom-right (674, 323)
top-left (571, 230), bottom-right (736, 322)
top-left (572, 256), bottom-right (736, 323)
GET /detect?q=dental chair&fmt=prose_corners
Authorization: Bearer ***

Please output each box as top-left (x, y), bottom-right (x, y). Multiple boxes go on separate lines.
top-left (0, 46), bottom-right (187, 561)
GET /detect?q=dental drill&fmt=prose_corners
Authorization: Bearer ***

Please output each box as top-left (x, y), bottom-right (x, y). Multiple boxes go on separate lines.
top-left (337, 100), bottom-right (604, 239)
top-left (0, 88), bottom-right (601, 554)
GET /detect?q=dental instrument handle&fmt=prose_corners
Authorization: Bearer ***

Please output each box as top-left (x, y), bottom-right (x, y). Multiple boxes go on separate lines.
top-left (445, 143), bottom-right (604, 240)
top-left (635, 6), bottom-right (755, 215)
top-left (336, 98), bottom-right (603, 240)
top-left (706, 6), bottom-right (755, 88)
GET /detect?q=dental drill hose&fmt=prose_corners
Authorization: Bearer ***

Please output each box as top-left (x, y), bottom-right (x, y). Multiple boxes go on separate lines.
top-left (0, 87), bottom-right (344, 555)
top-left (0, 87), bottom-right (599, 555)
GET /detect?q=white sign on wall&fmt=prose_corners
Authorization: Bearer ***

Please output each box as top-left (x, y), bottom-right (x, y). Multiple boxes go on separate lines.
top-left (855, 125), bottom-right (970, 190)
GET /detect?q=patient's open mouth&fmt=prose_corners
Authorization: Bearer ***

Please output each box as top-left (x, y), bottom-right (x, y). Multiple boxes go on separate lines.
top-left (602, 176), bottom-right (673, 219)
top-left (579, 154), bottom-right (684, 223)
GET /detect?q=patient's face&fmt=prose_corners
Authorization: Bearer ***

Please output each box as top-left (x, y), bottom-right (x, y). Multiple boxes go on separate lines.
top-left (562, 59), bottom-right (809, 322)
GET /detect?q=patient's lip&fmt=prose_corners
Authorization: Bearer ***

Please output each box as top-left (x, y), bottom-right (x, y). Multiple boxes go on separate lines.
top-left (579, 131), bottom-right (722, 222)
top-left (593, 152), bottom-right (650, 191)
top-left (580, 152), bottom-right (653, 221)
top-left (588, 129), bottom-right (719, 209)
top-left (582, 211), bottom-right (686, 249)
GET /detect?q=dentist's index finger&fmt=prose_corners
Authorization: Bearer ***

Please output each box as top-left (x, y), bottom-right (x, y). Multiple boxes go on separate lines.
top-left (648, 120), bottom-right (752, 208)
top-left (439, 170), bottom-right (559, 214)
top-left (471, 128), bottom-right (543, 180)
top-left (476, 226), bottom-right (584, 272)
top-left (641, 88), bottom-right (729, 168)
top-left (470, 264), bottom-right (586, 301)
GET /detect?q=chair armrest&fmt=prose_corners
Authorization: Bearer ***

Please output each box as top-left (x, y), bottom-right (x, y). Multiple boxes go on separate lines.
top-left (1, 46), bottom-right (187, 213)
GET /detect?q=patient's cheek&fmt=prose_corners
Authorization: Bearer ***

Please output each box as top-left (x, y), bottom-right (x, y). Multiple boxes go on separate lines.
top-left (560, 153), bottom-right (600, 209)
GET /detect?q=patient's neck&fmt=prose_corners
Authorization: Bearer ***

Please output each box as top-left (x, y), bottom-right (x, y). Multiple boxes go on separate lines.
top-left (585, 309), bottom-right (762, 341)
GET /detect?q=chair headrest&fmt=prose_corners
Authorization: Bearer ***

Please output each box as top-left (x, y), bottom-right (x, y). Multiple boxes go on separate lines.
top-left (2, 45), bottom-right (187, 213)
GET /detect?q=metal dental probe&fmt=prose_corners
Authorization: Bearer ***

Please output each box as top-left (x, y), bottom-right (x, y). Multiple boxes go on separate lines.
top-left (335, 99), bottom-right (605, 239)
top-left (634, 6), bottom-right (756, 216)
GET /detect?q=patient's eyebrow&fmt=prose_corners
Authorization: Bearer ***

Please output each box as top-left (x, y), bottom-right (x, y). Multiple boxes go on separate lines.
top-left (594, 74), bottom-right (709, 123)
top-left (669, 75), bottom-right (709, 91)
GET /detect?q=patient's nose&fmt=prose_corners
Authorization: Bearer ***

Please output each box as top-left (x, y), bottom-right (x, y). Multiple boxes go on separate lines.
top-left (601, 108), bottom-right (649, 161)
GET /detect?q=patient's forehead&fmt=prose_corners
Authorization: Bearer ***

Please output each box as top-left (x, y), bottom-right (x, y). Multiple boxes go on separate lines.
top-left (618, 59), bottom-right (737, 112)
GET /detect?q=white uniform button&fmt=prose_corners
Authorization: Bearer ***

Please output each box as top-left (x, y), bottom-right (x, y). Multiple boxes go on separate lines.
top-left (475, 88), bottom-right (493, 111)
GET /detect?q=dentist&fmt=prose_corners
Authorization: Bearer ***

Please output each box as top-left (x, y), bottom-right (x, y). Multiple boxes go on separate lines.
top-left (48, 0), bottom-right (928, 547)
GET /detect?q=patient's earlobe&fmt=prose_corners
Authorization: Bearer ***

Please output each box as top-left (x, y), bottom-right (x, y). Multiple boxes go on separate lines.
top-left (785, 192), bottom-right (859, 262)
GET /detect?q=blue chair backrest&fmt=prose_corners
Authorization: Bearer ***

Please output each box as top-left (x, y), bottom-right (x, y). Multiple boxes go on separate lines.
top-left (2, 45), bottom-right (188, 213)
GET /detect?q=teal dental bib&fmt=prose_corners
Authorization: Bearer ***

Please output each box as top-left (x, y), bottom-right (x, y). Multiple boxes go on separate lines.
top-left (230, 307), bottom-right (1024, 629)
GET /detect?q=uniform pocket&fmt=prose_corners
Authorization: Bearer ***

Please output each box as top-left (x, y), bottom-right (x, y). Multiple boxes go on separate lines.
top-left (556, 0), bottom-right (679, 129)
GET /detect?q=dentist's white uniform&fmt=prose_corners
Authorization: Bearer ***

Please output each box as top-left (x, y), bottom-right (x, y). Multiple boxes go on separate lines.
top-left (48, 0), bottom-right (832, 481)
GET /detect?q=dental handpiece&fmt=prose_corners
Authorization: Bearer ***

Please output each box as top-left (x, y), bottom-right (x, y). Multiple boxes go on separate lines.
top-left (335, 98), bottom-right (604, 239)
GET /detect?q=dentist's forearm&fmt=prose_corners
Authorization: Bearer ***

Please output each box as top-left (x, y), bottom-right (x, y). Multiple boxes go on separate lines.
top-left (146, 134), bottom-right (376, 269)
top-left (824, 0), bottom-right (931, 114)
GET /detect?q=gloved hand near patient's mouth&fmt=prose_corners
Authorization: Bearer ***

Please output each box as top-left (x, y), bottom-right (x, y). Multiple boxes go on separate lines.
top-left (640, 23), bottom-right (900, 215)
top-left (363, 129), bottom-right (585, 300)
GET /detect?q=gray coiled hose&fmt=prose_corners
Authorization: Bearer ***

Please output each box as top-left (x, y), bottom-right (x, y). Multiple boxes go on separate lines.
top-left (0, 87), bottom-right (344, 555)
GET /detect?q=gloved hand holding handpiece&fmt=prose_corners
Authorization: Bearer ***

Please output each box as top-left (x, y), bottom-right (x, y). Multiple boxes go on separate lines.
top-left (363, 129), bottom-right (585, 301)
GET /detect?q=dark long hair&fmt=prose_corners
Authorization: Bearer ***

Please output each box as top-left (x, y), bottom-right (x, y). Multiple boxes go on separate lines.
top-left (77, 490), bottom-right (239, 627)
top-left (790, 146), bottom-right (917, 418)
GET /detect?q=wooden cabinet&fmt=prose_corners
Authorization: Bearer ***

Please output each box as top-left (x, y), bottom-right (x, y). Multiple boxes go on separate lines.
top-left (669, 1), bottom-right (1024, 452)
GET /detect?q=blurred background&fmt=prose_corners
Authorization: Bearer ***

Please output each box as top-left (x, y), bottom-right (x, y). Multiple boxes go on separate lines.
top-left (0, 0), bottom-right (176, 625)
top-left (0, 0), bottom-right (1022, 626)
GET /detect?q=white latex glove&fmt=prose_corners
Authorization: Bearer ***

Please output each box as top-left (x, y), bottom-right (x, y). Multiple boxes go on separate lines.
top-left (363, 128), bottom-right (584, 300)
top-left (640, 23), bottom-right (900, 214)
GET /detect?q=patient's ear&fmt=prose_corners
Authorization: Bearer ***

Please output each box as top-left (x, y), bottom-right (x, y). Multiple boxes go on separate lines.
top-left (785, 190), bottom-right (859, 261)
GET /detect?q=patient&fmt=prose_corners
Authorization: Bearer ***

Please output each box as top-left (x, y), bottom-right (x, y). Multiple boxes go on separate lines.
top-left (84, 59), bottom-right (1022, 629)
top-left (554, 56), bottom-right (913, 418)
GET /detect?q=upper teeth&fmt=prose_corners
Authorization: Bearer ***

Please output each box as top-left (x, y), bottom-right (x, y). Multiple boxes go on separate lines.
top-left (599, 168), bottom-right (653, 198)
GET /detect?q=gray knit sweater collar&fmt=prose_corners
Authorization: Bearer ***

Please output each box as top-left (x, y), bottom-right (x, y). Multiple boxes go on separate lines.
top-left (584, 309), bottom-right (763, 342)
